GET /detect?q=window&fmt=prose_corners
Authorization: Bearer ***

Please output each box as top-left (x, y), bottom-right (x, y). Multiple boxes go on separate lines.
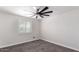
top-left (18, 19), bottom-right (32, 33)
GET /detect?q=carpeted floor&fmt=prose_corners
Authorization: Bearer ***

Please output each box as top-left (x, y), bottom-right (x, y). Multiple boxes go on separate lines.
top-left (0, 39), bottom-right (78, 52)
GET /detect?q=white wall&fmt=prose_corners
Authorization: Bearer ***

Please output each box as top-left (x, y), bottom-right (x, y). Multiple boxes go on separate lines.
top-left (0, 11), bottom-right (40, 48)
top-left (41, 9), bottom-right (79, 51)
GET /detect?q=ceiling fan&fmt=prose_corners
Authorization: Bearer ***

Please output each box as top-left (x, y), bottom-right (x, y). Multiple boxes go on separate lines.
top-left (18, 6), bottom-right (53, 19)
top-left (32, 6), bottom-right (53, 19)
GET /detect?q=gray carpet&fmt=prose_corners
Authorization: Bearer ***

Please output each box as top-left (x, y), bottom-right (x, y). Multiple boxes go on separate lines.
top-left (0, 39), bottom-right (78, 52)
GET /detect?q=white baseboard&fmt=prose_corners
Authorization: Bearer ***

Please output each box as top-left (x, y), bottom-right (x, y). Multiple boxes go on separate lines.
top-left (42, 38), bottom-right (79, 51)
top-left (0, 39), bottom-right (37, 48)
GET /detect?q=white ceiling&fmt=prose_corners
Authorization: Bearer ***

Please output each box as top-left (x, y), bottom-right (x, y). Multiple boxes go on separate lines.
top-left (0, 6), bottom-right (78, 18)
top-left (50, 6), bottom-right (79, 15)
top-left (0, 6), bottom-right (37, 17)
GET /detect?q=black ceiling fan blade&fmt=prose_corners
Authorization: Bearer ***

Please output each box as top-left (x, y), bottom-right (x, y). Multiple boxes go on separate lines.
top-left (40, 15), bottom-right (44, 18)
top-left (43, 14), bottom-right (50, 16)
top-left (37, 6), bottom-right (41, 12)
top-left (39, 6), bottom-right (48, 13)
top-left (36, 9), bottom-right (40, 14)
top-left (42, 11), bottom-right (53, 14)
top-left (37, 9), bottom-right (39, 12)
